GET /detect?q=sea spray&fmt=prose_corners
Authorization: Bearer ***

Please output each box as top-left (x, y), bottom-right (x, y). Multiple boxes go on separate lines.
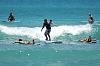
top-left (0, 24), bottom-right (92, 40)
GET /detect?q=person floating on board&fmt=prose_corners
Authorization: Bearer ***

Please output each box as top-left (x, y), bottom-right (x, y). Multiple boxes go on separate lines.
top-left (79, 36), bottom-right (96, 43)
top-left (8, 12), bottom-right (15, 22)
top-left (15, 39), bottom-right (35, 44)
top-left (88, 13), bottom-right (94, 24)
top-left (41, 19), bottom-right (53, 41)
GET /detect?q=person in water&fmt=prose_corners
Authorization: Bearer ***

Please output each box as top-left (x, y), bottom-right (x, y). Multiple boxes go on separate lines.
top-left (41, 19), bottom-right (52, 41)
top-left (88, 13), bottom-right (94, 24)
top-left (8, 12), bottom-right (15, 22)
top-left (85, 36), bottom-right (92, 42)
top-left (80, 36), bottom-right (93, 43)
top-left (15, 39), bottom-right (35, 44)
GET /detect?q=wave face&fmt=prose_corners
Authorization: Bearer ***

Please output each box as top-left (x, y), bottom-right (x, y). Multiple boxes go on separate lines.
top-left (0, 24), bottom-right (93, 41)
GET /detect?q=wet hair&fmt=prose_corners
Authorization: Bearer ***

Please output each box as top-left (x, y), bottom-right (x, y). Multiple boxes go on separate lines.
top-left (44, 19), bottom-right (47, 22)
top-left (44, 19), bottom-right (48, 24)
top-left (50, 20), bottom-right (52, 22)
top-left (32, 39), bottom-right (35, 44)
top-left (10, 12), bottom-right (13, 15)
top-left (49, 20), bottom-right (52, 24)
top-left (19, 39), bottom-right (22, 41)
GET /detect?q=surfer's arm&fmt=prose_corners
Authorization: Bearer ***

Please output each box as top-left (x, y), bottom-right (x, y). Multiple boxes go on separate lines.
top-left (41, 24), bottom-right (45, 31)
top-left (52, 23), bottom-right (57, 26)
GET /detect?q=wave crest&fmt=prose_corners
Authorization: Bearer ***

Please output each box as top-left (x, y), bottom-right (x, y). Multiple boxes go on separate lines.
top-left (0, 24), bottom-right (92, 40)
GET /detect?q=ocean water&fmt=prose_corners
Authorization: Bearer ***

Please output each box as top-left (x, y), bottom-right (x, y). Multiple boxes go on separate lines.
top-left (0, 0), bottom-right (100, 66)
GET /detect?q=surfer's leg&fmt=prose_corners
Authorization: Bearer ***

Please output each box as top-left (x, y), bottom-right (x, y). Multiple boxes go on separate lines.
top-left (44, 30), bottom-right (48, 40)
top-left (47, 29), bottom-right (51, 41)
top-left (48, 34), bottom-right (51, 41)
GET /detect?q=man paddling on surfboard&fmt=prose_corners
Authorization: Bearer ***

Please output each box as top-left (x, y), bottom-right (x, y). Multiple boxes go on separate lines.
top-left (88, 13), bottom-right (94, 24)
top-left (79, 36), bottom-right (96, 43)
top-left (15, 39), bottom-right (35, 44)
top-left (8, 12), bottom-right (15, 22)
top-left (41, 19), bottom-right (52, 41)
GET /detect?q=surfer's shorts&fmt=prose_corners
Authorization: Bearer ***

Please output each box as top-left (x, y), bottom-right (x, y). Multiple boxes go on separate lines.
top-left (44, 29), bottom-right (51, 35)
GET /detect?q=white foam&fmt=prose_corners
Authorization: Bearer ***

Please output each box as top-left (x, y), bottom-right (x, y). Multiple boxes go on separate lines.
top-left (0, 24), bottom-right (92, 40)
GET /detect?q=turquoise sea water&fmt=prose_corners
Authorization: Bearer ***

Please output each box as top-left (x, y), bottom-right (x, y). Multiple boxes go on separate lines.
top-left (0, 0), bottom-right (100, 66)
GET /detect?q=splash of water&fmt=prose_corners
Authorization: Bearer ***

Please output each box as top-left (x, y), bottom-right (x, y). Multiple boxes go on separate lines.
top-left (0, 24), bottom-right (92, 40)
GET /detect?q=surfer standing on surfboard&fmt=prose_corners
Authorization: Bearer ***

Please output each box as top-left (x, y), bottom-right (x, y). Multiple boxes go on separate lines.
top-left (41, 19), bottom-right (52, 41)
top-left (8, 12), bottom-right (15, 22)
top-left (88, 13), bottom-right (94, 24)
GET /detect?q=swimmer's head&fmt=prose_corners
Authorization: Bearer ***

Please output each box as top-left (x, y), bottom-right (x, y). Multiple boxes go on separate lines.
top-left (19, 39), bottom-right (22, 41)
top-left (44, 19), bottom-right (48, 23)
top-left (49, 20), bottom-right (52, 23)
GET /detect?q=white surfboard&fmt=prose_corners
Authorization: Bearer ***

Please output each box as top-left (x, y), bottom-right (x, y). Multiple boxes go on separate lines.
top-left (2, 20), bottom-right (20, 23)
top-left (44, 40), bottom-right (62, 44)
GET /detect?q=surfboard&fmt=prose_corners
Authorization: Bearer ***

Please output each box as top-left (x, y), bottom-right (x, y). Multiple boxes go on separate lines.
top-left (2, 20), bottom-right (20, 23)
top-left (78, 39), bottom-right (96, 44)
top-left (44, 41), bottom-right (62, 44)
top-left (81, 21), bottom-right (100, 23)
